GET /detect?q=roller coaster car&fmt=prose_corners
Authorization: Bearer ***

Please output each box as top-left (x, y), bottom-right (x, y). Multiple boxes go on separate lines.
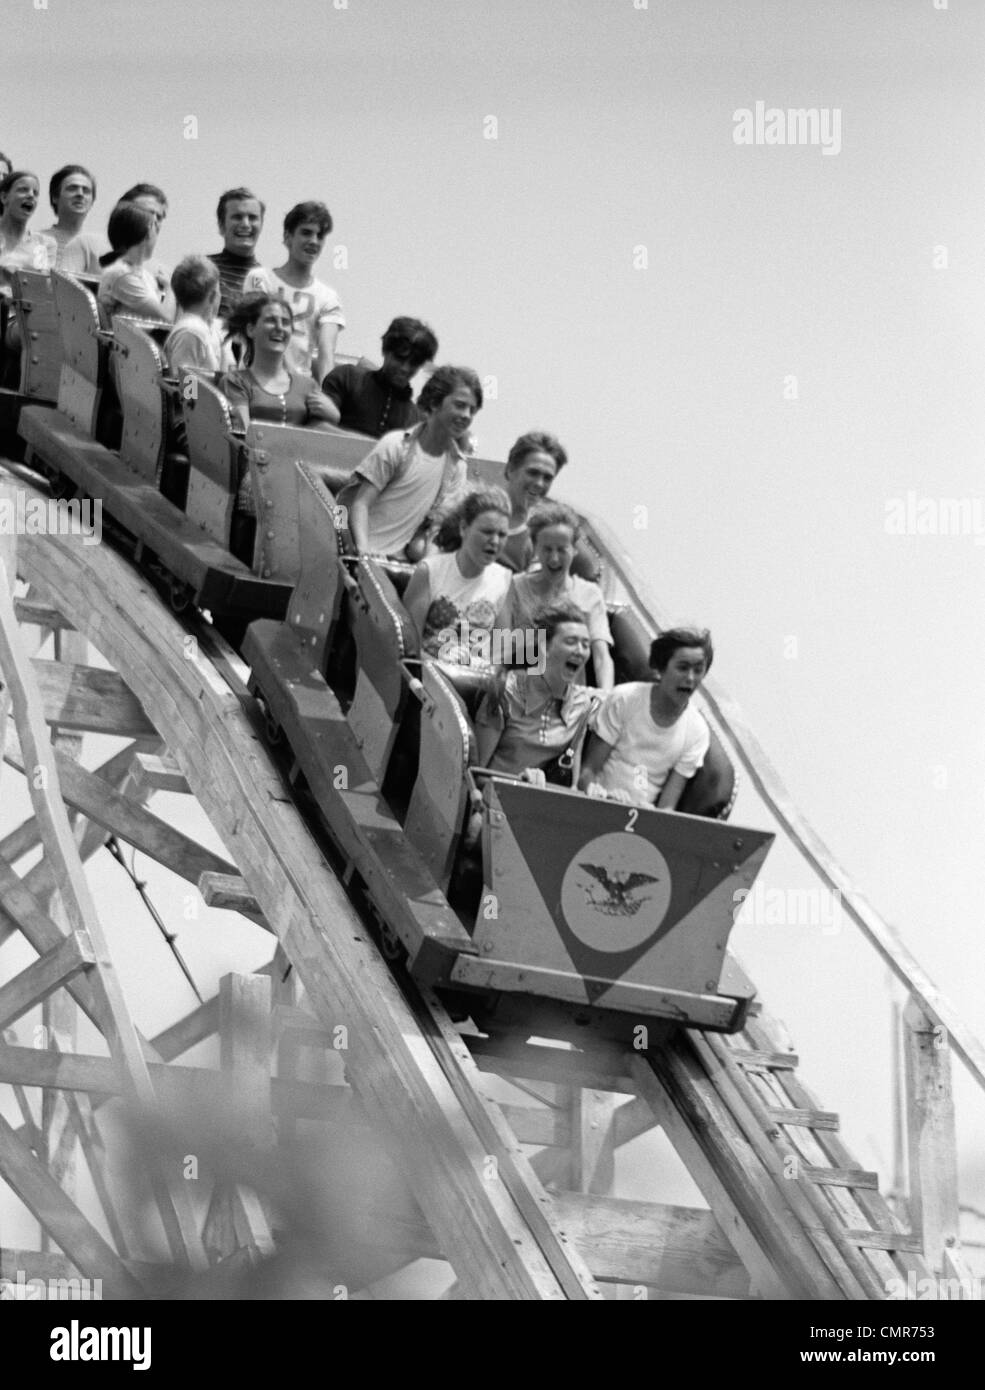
top-left (244, 461), bottom-right (775, 1034)
top-left (14, 272), bottom-right (367, 617)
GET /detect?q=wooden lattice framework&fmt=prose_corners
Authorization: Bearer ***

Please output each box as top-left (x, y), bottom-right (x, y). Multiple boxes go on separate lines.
top-left (0, 473), bottom-right (978, 1301)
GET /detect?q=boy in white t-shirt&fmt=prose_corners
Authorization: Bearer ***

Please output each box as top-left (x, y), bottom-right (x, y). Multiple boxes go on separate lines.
top-left (164, 255), bottom-right (226, 376)
top-left (579, 627), bottom-right (713, 810)
top-left (342, 365), bottom-right (483, 560)
top-left (243, 200), bottom-right (344, 381)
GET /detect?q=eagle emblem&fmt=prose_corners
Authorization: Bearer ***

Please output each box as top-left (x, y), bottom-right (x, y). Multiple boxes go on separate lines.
top-left (578, 863), bottom-right (660, 917)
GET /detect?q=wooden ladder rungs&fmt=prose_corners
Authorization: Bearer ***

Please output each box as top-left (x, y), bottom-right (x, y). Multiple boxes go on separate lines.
top-left (767, 1106), bottom-right (839, 1131)
top-left (729, 1049), bottom-right (799, 1070)
top-left (844, 1229), bottom-right (923, 1254)
top-left (198, 871), bottom-right (262, 917)
top-left (804, 1165), bottom-right (879, 1190)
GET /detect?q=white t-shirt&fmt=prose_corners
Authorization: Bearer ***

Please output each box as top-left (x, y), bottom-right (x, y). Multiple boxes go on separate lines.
top-left (351, 427), bottom-right (468, 557)
top-left (419, 550), bottom-right (512, 663)
top-left (593, 682), bottom-right (709, 804)
top-left (42, 226), bottom-right (109, 276)
top-left (242, 266), bottom-right (345, 375)
top-left (164, 312), bottom-right (228, 375)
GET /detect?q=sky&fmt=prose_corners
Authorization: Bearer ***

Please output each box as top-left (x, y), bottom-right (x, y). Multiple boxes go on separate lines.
top-left (1, 0), bottom-right (983, 1271)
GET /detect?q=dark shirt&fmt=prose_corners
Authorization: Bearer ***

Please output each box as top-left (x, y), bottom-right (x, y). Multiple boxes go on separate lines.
top-left (208, 248), bottom-right (260, 322)
top-left (321, 362), bottom-right (421, 439)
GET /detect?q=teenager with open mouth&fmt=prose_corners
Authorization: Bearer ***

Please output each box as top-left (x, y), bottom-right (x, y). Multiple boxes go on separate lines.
top-left (474, 600), bottom-right (601, 787)
top-left (579, 626), bottom-right (714, 811)
top-left (496, 501), bottom-right (614, 689)
top-left (0, 170), bottom-right (56, 275)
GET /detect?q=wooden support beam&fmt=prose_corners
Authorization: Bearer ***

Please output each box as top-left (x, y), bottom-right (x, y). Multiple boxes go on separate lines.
top-left (129, 751), bottom-right (190, 794)
top-left (4, 732), bottom-right (249, 899)
top-left (59, 1087), bottom-right (131, 1259)
top-left (570, 1089), bottom-right (617, 1197)
top-left (18, 519), bottom-right (601, 1300)
top-left (0, 930), bottom-right (94, 1029)
top-left (199, 871), bottom-right (262, 918)
top-left (217, 973), bottom-right (276, 1258)
top-left (28, 657), bottom-right (157, 737)
top-left (553, 1194), bottom-right (753, 1297)
top-left (0, 1041), bottom-right (353, 1123)
top-left (0, 569), bottom-right (207, 1272)
top-left (14, 597), bottom-right (75, 631)
top-left (0, 1111), bottom-right (143, 1298)
top-left (903, 997), bottom-right (961, 1272)
top-left (41, 622), bottom-right (88, 1249)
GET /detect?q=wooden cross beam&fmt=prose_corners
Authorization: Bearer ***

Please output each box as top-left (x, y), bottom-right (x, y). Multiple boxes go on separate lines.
top-left (0, 544), bottom-right (207, 1272)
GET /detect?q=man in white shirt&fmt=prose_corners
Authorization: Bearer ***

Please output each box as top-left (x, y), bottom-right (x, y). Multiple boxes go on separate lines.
top-left (244, 200), bottom-right (344, 381)
top-left (342, 366), bottom-right (483, 559)
top-left (42, 164), bottom-right (109, 275)
top-left (580, 627), bottom-right (714, 810)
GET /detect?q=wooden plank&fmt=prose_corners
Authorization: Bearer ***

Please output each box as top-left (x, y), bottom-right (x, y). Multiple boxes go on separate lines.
top-left (0, 1041), bottom-right (352, 1122)
top-left (0, 1112), bottom-right (143, 1298)
top-left (730, 1049), bottom-right (800, 1071)
top-left (198, 871), bottom-right (262, 916)
top-left (14, 597), bottom-right (74, 631)
top-left (19, 517), bottom-right (597, 1300)
top-left (0, 554), bottom-right (207, 1271)
top-left (0, 930), bottom-right (94, 1029)
top-left (42, 622), bottom-right (87, 1236)
top-left (59, 1088), bottom-right (131, 1259)
top-left (767, 1107), bottom-right (839, 1131)
top-left (130, 752), bottom-right (190, 794)
top-left (903, 998), bottom-right (960, 1271)
top-left (217, 973), bottom-right (276, 1259)
top-left (500, 1103), bottom-right (571, 1149)
top-left (804, 1166), bottom-right (879, 1191)
top-left (469, 1036), bottom-right (635, 1094)
top-left (29, 658), bottom-right (157, 737)
top-left (553, 1194), bottom-right (752, 1297)
top-left (5, 733), bottom-right (268, 925)
top-left (844, 1229), bottom-right (923, 1254)
top-left (570, 1089), bottom-right (616, 1196)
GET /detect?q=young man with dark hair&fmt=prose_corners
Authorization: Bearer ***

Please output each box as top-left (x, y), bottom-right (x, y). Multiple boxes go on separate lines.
top-left (208, 187), bottom-right (265, 321)
top-left (579, 626), bottom-right (714, 810)
top-left (342, 365), bottom-right (481, 559)
top-left (244, 200), bottom-right (343, 380)
top-left (43, 164), bottom-right (108, 274)
top-left (320, 315), bottom-right (437, 437)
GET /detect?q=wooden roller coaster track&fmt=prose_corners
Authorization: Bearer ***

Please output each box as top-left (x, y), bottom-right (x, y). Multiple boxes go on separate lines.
top-left (0, 471), bottom-right (978, 1300)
